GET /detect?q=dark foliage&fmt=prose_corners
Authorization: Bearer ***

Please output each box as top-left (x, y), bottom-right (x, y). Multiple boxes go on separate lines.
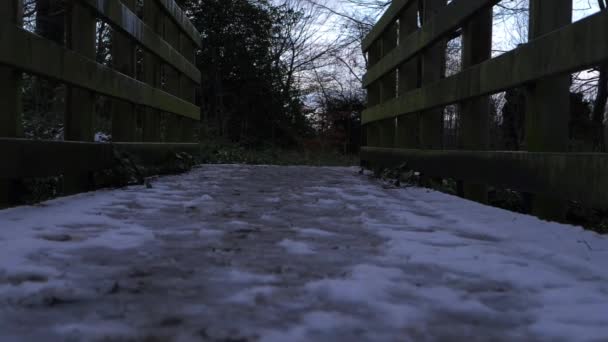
top-left (178, 0), bottom-right (313, 147)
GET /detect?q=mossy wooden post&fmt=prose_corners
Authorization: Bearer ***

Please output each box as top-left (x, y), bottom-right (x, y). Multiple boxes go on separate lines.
top-left (180, 34), bottom-right (197, 142)
top-left (111, 0), bottom-right (137, 142)
top-left (63, 1), bottom-right (96, 194)
top-left (459, 8), bottom-right (492, 203)
top-left (164, 17), bottom-right (183, 142)
top-left (142, 0), bottom-right (163, 142)
top-left (395, 3), bottom-right (419, 148)
top-left (378, 23), bottom-right (398, 148)
top-left (525, 0), bottom-right (572, 220)
top-left (366, 40), bottom-right (383, 150)
top-left (419, 0), bottom-right (446, 149)
top-left (0, 0), bottom-right (23, 207)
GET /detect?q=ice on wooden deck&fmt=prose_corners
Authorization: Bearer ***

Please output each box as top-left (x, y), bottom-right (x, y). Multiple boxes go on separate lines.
top-left (1, 165), bottom-right (607, 341)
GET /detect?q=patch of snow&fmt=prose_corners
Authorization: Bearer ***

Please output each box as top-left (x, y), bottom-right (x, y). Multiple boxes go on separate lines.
top-left (278, 239), bottom-right (314, 255)
top-left (94, 132), bottom-right (111, 143)
top-left (305, 264), bottom-right (406, 303)
top-left (227, 286), bottom-right (276, 305)
top-left (228, 220), bottom-right (249, 227)
top-left (1, 165), bottom-right (607, 341)
top-left (198, 228), bottom-right (224, 239)
top-left (55, 321), bottom-right (136, 339)
top-left (225, 269), bottom-right (278, 284)
top-left (265, 197), bottom-right (281, 203)
top-left (183, 194), bottom-right (214, 208)
top-left (297, 228), bottom-right (335, 237)
top-left (261, 311), bottom-right (361, 342)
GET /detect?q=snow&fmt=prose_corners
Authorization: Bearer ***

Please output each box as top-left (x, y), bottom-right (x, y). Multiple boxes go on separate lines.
top-left (278, 239), bottom-right (315, 254)
top-left (297, 227), bottom-right (336, 237)
top-left (0, 164), bottom-right (607, 341)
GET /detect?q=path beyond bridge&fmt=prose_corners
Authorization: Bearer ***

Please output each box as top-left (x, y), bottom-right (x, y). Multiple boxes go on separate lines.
top-left (0, 165), bottom-right (607, 341)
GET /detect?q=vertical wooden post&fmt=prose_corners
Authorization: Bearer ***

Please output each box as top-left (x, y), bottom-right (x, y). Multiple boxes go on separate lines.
top-left (111, 0), bottom-right (137, 142)
top-left (35, 0), bottom-right (65, 43)
top-left (142, 0), bottom-right (162, 142)
top-left (378, 23), bottom-right (398, 148)
top-left (459, 8), bottom-right (493, 203)
top-left (605, 123), bottom-right (608, 149)
top-left (64, 1), bottom-right (96, 194)
top-left (66, 2), bottom-right (95, 141)
top-left (365, 40), bottom-right (383, 148)
top-left (419, 0), bottom-right (446, 150)
top-left (0, 0), bottom-right (23, 207)
top-left (0, 0), bottom-right (23, 139)
top-left (180, 33), bottom-right (197, 142)
top-left (164, 17), bottom-right (182, 142)
top-left (395, 3), bottom-right (419, 148)
top-left (526, 0), bottom-right (572, 220)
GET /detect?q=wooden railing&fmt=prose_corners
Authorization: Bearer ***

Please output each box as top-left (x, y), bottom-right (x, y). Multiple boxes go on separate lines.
top-left (0, 0), bottom-right (202, 204)
top-left (361, 0), bottom-right (608, 219)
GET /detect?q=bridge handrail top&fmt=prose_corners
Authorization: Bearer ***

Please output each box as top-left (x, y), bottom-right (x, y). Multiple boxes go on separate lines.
top-left (361, 0), bottom-right (412, 52)
top-left (154, 0), bottom-right (203, 48)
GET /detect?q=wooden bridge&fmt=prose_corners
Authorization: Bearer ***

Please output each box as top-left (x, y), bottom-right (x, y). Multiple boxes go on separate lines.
top-left (0, 0), bottom-right (202, 206)
top-left (1, 1), bottom-right (608, 340)
top-left (361, 0), bottom-right (608, 221)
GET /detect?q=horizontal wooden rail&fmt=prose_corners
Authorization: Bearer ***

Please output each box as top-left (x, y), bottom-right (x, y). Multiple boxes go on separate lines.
top-left (363, 0), bottom-right (499, 87)
top-left (362, 10), bottom-right (608, 124)
top-left (0, 139), bottom-right (201, 179)
top-left (0, 139), bottom-right (114, 178)
top-left (0, 24), bottom-right (200, 120)
top-left (155, 0), bottom-right (202, 48)
top-left (362, 0), bottom-right (411, 52)
top-left (80, 0), bottom-right (201, 84)
top-left (361, 147), bottom-right (608, 209)
top-left (115, 142), bottom-right (201, 165)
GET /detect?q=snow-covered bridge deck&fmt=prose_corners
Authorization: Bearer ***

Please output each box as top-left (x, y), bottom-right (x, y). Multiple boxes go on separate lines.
top-left (1, 165), bottom-right (607, 341)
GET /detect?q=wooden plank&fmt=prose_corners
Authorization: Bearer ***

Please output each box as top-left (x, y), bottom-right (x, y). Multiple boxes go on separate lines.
top-left (155, 0), bottom-right (202, 48)
top-left (65, 1), bottom-right (96, 142)
top-left (378, 22), bottom-right (398, 148)
top-left (0, 0), bottom-right (23, 207)
top-left (0, 139), bottom-right (114, 178)
top-left (164, 17), bottom-right (185, 142)
top-left (179, 35), bottom-right (198, 142)
top-left (64, 1), bottom-right (97, 194)
top-left (362, 0), bottom-right (411, 52)
top-left (111, 0), bottom-right (137, 142)
top-left (525, 0), bottom-right (572, 153)
top-left (366, 39), bottom-right (383, 148)
top-left (363, 0), bottom-right (499, 87)
top-left (361, 147), bottom-right (608, 209)
top-left (459, 8), bottom-right (493, 203)
top-left (362, 11), bottom-right (608, 124)
top-left (419, 0), bottom-right (446, 150)
top-left (0, 23), bottom-right (200, 120)
top-left (395, 4), bottom-right (420, 149)
top-left (78, 0), bottom-right (201, 84)
top-left (180, 37), bottom-right (197, 103)
top-left (0, 0), bottom-right (23, 138)
top-left (525, 0), bottom-right (572, 220)
top-left (0, 139), bottom-right (200, 179)
top-left (114, 142), bottom-right (200, 164)
top-left (142, 0), bottom-right (163, 142)
top-left (163, 17), bottom-right (182, 98)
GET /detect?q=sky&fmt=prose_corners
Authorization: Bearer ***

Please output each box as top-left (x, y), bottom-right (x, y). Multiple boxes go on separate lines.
top-left (492, 0), bottom-right (602, 53)
top-left (308, 0), bottom-right (603, 96)
top-left (313, 0), bottom-right (602, 52)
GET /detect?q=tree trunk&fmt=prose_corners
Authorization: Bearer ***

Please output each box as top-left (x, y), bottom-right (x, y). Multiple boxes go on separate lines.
top-left (592, 65), bottom-right (608, 152)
